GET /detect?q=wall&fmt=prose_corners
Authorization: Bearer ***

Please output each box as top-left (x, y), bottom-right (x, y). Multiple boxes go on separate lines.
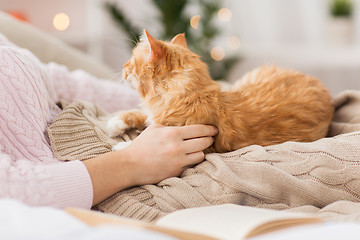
top-left (224, 0), bottom-right (360, 95)
top-left (0, 0), bottom-right (359, 95)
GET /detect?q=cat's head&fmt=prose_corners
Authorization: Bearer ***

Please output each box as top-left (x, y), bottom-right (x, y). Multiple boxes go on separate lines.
top-left (122, 30), bottom-right (210, 98)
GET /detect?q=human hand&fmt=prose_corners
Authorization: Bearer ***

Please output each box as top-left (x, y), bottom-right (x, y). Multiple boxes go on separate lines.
top-left (122, 123), bottom-right (218, 186)
top-left (83, 123), bottom-right (217, 205)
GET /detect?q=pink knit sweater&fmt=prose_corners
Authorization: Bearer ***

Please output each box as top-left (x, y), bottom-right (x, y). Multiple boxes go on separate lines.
top-left (0, 34), bottom-right (140, 209)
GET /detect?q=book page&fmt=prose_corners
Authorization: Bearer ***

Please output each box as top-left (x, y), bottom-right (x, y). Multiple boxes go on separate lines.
top-left (250, 222), bottom-right (360, 240)
top-left (66, 207), bottom-right (218, 240)
top-left (156, 204), bottom-right (321, 240)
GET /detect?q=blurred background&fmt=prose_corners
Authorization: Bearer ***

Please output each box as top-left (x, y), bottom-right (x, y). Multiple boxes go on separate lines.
top-left (1, 0), bottom-right (360, 96)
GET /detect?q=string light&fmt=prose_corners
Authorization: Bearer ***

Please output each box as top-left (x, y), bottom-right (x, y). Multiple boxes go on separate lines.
top-left (227, 36), bottom-right (241, 50)
top-left (211, 46), bottom-right (225, 61)
top-left (190, 15), bottom-right (201, 29)
top-left (218, 8), bottom-right (232, 22)
top-left (53, 13), bottom-right (70, 31)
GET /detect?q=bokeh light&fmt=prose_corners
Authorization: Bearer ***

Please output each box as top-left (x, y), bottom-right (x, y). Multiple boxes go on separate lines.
top-left (190, 15), bottom-right (201, 29)
top-left (211, 46), bottom-right (225, 61)
top-left (227, 36), bottom-right (241, 49)
top-left (53, 13), bottom-right (70, 31)
top-left (218, 8), bottom-right (232, 22)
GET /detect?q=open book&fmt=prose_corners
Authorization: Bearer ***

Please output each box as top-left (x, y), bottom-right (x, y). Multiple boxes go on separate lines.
top-left (66, 204), bottom-right (322, 240)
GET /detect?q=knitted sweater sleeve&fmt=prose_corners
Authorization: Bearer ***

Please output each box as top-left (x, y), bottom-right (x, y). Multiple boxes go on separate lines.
top-left (47, 62), bottom-right (141, 113)
top-left (0, 154), bottom-right (93, 209)
top-left (0, 44), bottom-right (93, 209)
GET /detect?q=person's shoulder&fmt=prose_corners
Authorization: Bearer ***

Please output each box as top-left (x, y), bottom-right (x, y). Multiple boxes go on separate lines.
top-left (0, 39), bottom-right (45, 78)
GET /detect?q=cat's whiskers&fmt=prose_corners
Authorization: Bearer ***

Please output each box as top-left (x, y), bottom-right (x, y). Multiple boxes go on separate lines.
top-left (102, 34), bottom-right (139, 47)
top-left (105, 72), bottom-right (123, 83)
top-left (128, 32), bottom-right (140, 47)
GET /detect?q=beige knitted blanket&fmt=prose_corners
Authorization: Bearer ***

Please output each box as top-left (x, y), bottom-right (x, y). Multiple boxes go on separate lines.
top-left (48, 90), bottom-right (360, 223)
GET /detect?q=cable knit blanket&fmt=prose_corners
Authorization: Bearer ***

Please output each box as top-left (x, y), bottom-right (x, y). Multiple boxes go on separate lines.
top-left (48, 90), bottom-right (360, 223)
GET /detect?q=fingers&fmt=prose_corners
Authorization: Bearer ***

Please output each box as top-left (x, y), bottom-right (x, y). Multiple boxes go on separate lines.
top-left (178, 124), bottom-right (218, 140)
top-left (184, 151), bottom-right (205, 165)
top-left (146, 123), bottom-right (218, 139)
top-left (145, 123), bottom-right (217, 156)
top-left (183, 136), bottom-right (214, 154)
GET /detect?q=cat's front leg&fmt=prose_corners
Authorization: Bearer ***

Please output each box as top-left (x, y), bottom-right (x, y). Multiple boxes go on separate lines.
top-left (107, 109), bottom-right (148, 138)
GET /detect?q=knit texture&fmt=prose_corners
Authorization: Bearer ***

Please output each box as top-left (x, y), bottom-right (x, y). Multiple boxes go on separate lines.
top-left (47, 101), bottom-right (139, 161)
top-left (48, 89), bottom-right (360, 222)
top-left (0, 33), bottom-right (140, 209)
top-left (48, 101), bottom-right (116, 161)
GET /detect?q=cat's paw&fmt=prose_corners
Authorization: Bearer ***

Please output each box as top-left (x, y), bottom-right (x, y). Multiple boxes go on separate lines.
top-left (107, 116), bottom-right (130, 138)
top-left (112, 141), bottom-right (132, 151)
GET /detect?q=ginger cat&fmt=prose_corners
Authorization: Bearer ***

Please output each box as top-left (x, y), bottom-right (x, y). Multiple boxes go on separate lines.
top-left (108, 30), bottom-right (334, 153)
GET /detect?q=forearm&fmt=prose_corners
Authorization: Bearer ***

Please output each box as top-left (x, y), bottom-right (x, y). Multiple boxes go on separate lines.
top-left (82, 150), bottom-right (136, 205)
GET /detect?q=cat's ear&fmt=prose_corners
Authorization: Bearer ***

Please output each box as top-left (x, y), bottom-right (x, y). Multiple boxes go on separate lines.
top-left (171, 33), bottom-right (188, 49)
top-left (143, 29), bottom-right (164, 62)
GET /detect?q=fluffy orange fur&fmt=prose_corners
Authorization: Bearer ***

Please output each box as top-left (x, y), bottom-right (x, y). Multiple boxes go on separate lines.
top-left (117, 30), bottom-right (334, 153)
